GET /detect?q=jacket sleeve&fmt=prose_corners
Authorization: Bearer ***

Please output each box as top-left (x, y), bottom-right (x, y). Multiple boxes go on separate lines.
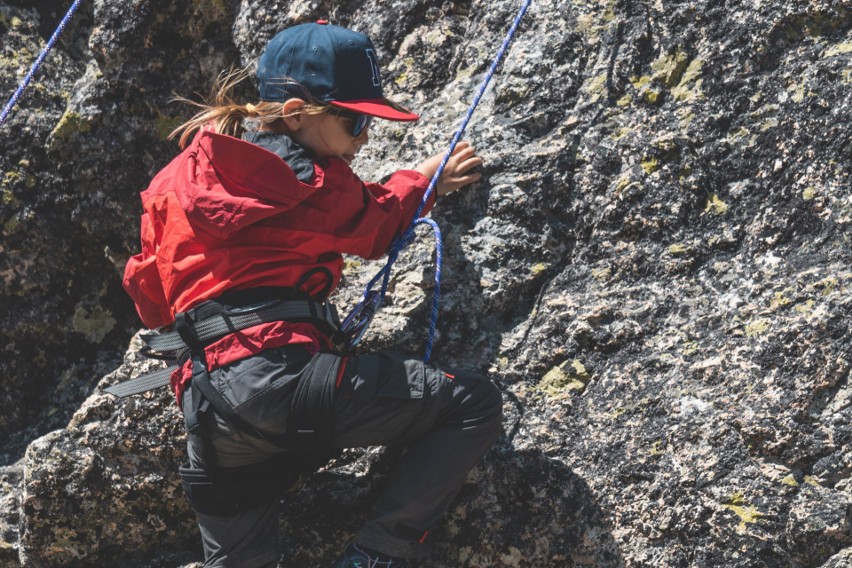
top-left (318, 160), bottom-right (436, 260)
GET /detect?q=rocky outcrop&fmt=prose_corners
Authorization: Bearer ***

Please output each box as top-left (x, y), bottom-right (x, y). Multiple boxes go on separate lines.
top-left (1, 0), bottom-right (850, 566)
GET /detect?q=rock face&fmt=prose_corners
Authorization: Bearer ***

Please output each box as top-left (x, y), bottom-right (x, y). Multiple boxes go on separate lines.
top-left (1, 0), bottom-right (850, 566)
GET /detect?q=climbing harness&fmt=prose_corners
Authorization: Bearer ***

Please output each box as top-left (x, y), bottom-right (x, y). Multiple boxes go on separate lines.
top-left (111, 289), bottom-right (344, 515)
top-left (104, 292), bottom-right (339, 398)
top-left (342, 0), bottom-right (532, 361)
top-left (0, 0), bottom-right (84, 126)
top-left (105, 288), bottom-right (341, 398)
top-left (107, 268), bottom-right (341, 397)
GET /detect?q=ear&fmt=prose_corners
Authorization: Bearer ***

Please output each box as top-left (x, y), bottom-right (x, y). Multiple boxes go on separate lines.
top-left (281, 98), bottom-right (306, 131)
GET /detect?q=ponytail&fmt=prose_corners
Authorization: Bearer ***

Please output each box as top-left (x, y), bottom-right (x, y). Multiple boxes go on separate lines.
top-left (169, 64), bottom-right (332, 148)
top-left (168, 65), bottom-right (283, 148)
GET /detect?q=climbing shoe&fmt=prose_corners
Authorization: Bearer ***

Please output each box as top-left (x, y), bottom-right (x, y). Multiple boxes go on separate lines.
top-left (332, 543), bottom-right (408, 567)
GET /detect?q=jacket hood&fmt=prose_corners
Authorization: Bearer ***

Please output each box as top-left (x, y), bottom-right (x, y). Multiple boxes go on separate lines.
top-left (177, 129), bottom-right (324, 239)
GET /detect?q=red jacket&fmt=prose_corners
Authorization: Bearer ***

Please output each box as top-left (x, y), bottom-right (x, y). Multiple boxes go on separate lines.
top-left (123, 129), bottom-right (433, 402)
top-left (124, 129), bottom-right (433, 328)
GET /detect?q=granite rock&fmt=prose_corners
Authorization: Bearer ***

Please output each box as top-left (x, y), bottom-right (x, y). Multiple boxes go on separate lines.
top-left (1, 0), bottom-right (850, 566)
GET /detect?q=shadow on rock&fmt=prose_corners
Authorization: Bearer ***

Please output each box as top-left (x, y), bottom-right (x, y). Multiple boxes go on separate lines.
top-left (278, 443), bottom-right (624, 567)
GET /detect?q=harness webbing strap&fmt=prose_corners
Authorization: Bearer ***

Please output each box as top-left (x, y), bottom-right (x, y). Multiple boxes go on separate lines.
top-left (143, 299), bottom-right (339, 353)
top-left (104, 365), bottom-right (178, 397)
top-left (287, 353), bottom-right (341, 448)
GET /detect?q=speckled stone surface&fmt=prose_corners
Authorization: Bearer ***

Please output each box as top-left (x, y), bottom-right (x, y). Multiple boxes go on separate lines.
top-left (1, 0), bottom-right (850, 566)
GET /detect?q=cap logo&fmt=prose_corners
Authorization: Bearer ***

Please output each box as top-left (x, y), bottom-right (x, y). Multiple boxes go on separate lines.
top-left (258, 23), bottom-right (418, 120)
top-left (365, 48), bottom-right (381, 88)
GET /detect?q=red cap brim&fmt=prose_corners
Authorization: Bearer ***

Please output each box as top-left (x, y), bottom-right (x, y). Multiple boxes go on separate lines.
top-left (329, 98), bottom-right (419, 121)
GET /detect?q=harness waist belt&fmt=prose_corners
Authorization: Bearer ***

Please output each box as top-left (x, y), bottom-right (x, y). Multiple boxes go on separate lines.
top-left (143, 299), bottom-right (339, 353)
top-left (105, 298), bottom-right (340, 398)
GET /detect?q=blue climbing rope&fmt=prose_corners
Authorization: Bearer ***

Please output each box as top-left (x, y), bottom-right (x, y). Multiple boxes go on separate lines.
top-left (345, 0), bottom-right (533, 361)
top-left (0, 0), bottom-right (84, 126)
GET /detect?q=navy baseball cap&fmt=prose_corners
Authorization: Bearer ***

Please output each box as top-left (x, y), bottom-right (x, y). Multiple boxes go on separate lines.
top-left (257, 21), bottom-right (418, 122)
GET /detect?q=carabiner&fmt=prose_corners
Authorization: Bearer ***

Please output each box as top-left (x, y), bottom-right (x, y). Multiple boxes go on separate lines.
top-left (339, 290), bottom-right (383, 350)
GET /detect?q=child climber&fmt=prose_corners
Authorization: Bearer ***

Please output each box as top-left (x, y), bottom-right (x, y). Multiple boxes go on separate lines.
top-left (122, 20), bottom-right (503, 568)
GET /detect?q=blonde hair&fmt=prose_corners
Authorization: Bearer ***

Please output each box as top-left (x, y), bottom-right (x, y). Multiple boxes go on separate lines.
top-left (169, 64), bottom-right (329, 148)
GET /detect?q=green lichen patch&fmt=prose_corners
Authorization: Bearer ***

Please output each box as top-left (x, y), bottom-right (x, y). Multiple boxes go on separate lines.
top-left (704, 193), bottom-right (728, 215)
top-left (651, 49), bottom-right (690, 88)
top-left (728, 127), bottom-right (751, 141)
top-left (788, 80), bottom-right (807, 103)
top-left (628, 74), bottom-right (664, 105)
top-left (811, 276), bottom-right (840, 296)
top-left (3, 170), bottom-right (22, 188)
top-left (575, 0), bottom-right (617, 40)
top-left (653, 138), bottom-right (675, 153)
top-left (1, 186), bottom-right (18, 203)
top-left (629, 75), bottom-right (651, 89)
top-left (670, 59), bottom-right (704, 102)
top-left (771, 290), bottom-right (793, 309)
top-left (630, 75), bottom-right (651, 89)
top-left (496, 81), bottom-right (532, 107)
top-left (781, 474), bottom-right (799, 487)
top-left (530, 263), bottom-right (548, 277)
top-left (50, 110), bottom-right (93, 140)
top-left (72, 306), bottom-right (116, 343)
top-left (760, 118), bottom-right (780, 132)
top-left (745, 318), bottom-right (771, 337)
top-left (641, 156), bottom-right (659, 174)
top-left (824, 42), bottom-right (852, 58)
top-left (677, 108), bottom-right (695, 127)
top-left (723, 492), bottom-right (764, 531)
top-left (0, 46), bottom-right (36, 73)
top-left (343, 258), bottom-right (362, 273)
top-left (641, 86), bottom-right (663, 105)
top-left (803, 475), bottom-right (823, 487)
top-left (680, 340), bottom-right (699, 356)
top-left (795, 299), bottom-right (816, 315)
top-left (611, 126), bottom-right (632, 141)
top-left (538, 359), bottom-right (591, 397)
top-left (615, 175), bottom-right (633, 193)
top-left (591, 267), bottom-right (612, 281)
top-left (581, 73), bottom-right (609, 102)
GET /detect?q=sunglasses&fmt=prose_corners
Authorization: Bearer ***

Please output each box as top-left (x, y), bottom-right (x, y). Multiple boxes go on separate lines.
top-left (326, 107), bottom-right (373, 137)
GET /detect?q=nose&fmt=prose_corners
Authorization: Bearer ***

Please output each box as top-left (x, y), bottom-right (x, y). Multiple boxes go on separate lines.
top-left (355, 127), bottom-right (369, 144)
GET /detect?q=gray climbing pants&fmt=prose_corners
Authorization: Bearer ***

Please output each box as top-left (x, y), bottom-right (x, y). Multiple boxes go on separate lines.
top-left (183, 345), bottom-right (503, 567)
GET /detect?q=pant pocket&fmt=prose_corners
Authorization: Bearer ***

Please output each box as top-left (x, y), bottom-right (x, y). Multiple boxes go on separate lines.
top-left (346, 351), bottom-right (425, 402)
